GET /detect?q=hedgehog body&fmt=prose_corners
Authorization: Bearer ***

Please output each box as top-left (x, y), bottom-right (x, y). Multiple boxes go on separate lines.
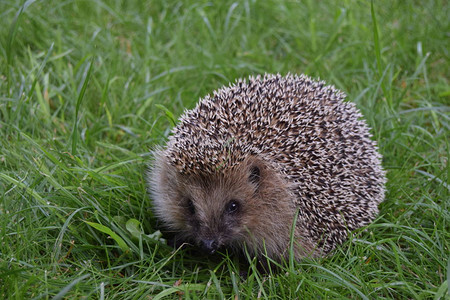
top-left (148, 74), bottom-right (385, 261)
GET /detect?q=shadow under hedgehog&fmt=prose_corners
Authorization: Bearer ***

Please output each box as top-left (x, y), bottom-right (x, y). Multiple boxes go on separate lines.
top-left (147, 73), bottom-right (386, 262)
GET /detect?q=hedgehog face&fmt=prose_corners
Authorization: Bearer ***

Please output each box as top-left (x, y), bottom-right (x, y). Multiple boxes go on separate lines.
top-left (168, 157), bottom-right (263, 254)
top-left (180, 188), bottom-right (249, 253)
top-left (149, 154), bottom-right (297, 256)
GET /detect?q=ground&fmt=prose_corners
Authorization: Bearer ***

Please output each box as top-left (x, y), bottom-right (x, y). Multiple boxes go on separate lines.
top-left (0, 0), bottom-right (448, 299)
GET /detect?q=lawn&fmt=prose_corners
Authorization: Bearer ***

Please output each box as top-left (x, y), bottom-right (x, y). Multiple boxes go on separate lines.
top-left (0, 0), bottom-right (448, 298)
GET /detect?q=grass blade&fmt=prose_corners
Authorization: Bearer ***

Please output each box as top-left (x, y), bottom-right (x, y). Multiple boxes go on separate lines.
top-left (6, 0), bottom-right (38, 64)
top-left (371, 0), bottom-right (391, 109)
top-left (52, 274), bottom-right (90, 300)
top-left (71, 57), bottom-right (94, 155)
top-left (85, 221), bottom-right (130, 252)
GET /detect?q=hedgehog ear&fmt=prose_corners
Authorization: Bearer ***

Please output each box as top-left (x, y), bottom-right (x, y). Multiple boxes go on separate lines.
top-left (248, 165), bottom-right (261, 185)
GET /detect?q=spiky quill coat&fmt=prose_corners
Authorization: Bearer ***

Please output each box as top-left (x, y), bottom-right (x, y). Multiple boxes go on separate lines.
top-left (148, 74), bottom-right (386, 261)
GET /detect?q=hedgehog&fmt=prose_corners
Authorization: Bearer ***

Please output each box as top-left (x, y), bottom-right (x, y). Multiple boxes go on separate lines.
top-left (147, 73), bottom-right (386, 262)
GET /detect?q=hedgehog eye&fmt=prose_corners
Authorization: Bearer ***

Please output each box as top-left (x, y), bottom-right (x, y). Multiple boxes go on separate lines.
top-left (186, 198), bottom-right (196, 215)
top-left (248, 165), bottom-right (261, 185)
top-left (226, 200), bottom-right (240, 214)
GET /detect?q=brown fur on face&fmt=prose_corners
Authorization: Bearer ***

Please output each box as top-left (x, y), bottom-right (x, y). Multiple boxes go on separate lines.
top-left (149, 152), bottom-right (316, 261)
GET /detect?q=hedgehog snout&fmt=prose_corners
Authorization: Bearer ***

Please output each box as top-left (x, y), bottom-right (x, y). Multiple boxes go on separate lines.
top-left (193, 217), bottom-right (239, 254)
top-left (200, 238), bottom-right (219, 254)
top-left (193, 226), bottom-right (230, 254)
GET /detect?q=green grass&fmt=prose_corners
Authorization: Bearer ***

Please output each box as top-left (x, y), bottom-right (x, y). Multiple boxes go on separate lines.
top-left (0, 0), bottom-right (448, 298)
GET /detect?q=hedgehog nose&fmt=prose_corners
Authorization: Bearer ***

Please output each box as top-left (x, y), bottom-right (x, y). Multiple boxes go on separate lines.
top-left (201, 238), bottom-right (218, 254)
